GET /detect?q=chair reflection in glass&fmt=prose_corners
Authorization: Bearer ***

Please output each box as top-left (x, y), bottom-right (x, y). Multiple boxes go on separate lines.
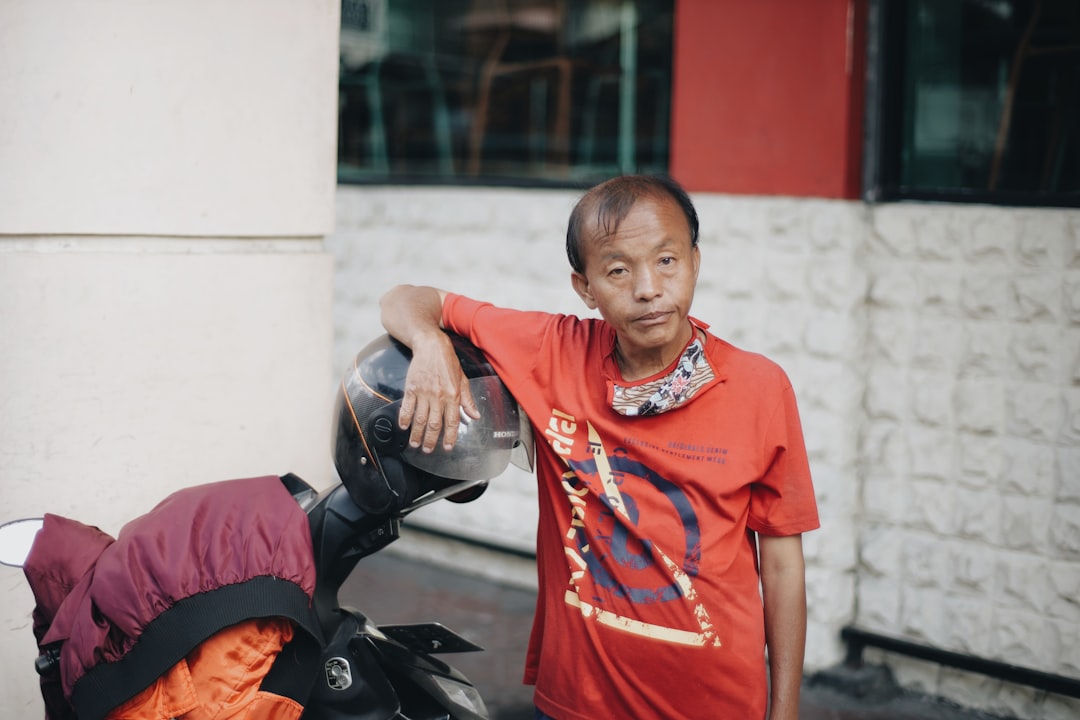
top-left (462, 0), bottom-right (577, 175)
top-left (339, 0), bottom-right (453, 175)
top-left (462, 0), bottom-right (670, 178)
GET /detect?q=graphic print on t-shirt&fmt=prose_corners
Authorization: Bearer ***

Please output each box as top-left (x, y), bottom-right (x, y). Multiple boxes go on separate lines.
top-left (558, 420), bottom-right (721, 648)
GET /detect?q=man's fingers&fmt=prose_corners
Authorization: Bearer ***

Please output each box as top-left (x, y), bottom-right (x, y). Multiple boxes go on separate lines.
top-left (398, 364), bottom-right (479, 453)
top-left (406, 395), bottom-right (450, 453)
top-left (407, 395), bottom-right (431, 449)
top-left (421, 414), bottom-right (444, 453)
top-left (399, 388), bottom-right (431, 449)
top-left (459, 379), bottom-right (481, 421)
top-left (398, 390), bottom-right (415, 430)
top-left (441, 404), bottom-right (464, 450)
top-left (442, 375), bottom-right (481, 449)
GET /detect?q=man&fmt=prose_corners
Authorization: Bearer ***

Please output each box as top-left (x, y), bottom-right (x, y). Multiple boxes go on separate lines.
top-left (380, 174), bottom-right (819, 719)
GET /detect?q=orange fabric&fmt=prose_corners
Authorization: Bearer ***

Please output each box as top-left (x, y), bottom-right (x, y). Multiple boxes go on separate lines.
top-left (105, 618), bottom-right (303, 720)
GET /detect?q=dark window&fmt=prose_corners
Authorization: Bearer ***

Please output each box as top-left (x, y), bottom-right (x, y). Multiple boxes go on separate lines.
top-left (867, 0), bottom-right (1080, 207)
top-left (337, 0), bottom-right (673, 186)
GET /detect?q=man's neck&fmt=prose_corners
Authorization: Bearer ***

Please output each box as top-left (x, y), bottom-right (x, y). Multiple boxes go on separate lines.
top-left (614, 323), bottom-right (699, 382)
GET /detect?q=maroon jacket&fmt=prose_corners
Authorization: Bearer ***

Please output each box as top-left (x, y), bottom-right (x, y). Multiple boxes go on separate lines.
top-left (23, 475), bottom-right (321, 720)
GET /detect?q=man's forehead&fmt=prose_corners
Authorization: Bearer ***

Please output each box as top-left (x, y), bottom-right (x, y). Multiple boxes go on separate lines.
top-left (581, 195), bottom-right (693, 247)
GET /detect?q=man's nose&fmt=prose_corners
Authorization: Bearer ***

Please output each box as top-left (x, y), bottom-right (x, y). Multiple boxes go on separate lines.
top-left (634, 268), bottom-right (661, 300)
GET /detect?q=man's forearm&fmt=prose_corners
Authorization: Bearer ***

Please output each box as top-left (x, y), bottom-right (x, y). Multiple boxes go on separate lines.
top-left (378, 284), bottom-right (477, 450)
top-left (380, 284), bottom-right (446, 347)
top-left (759, 534), bottom-right (807, 720)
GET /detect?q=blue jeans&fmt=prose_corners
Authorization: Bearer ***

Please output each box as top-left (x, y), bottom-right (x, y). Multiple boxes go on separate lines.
top-left (534, 710), bottom-right (555, 720)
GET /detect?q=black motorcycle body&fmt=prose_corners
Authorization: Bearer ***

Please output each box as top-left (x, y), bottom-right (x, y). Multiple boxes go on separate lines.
top-left (2, 472), bottom-right (490, 720)
top-left (293, 472), bottom-right (489, 720)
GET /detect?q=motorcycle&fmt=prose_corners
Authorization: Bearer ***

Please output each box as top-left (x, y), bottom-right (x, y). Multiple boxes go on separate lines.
top-left (0, 473), bottom-right (490, 720)
top-left (0, 333), bottom-right (535, 720)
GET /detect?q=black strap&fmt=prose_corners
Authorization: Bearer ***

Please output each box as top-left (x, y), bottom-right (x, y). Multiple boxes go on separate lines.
top-left (70, 577), bottom-right (322, 720)
top-left (260, 628), bottom-right (324, 703)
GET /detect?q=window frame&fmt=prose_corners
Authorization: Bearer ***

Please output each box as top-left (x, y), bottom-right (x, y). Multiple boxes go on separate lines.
top-left (863, 0), bottom-right (1080, 209)
top-left (335, 0), bottom-right (673, 190)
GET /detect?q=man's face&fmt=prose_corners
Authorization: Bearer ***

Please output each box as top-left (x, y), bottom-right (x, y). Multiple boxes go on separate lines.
top-left (571, 194), bottom-right (700, 372)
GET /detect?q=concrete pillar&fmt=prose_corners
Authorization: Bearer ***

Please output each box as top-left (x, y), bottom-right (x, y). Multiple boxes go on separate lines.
top-left (0, 1), bottom-right (340, 715)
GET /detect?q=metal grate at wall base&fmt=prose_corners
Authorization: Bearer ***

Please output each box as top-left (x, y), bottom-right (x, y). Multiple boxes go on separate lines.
top-left (841, 626), bottom-right (1080, 699)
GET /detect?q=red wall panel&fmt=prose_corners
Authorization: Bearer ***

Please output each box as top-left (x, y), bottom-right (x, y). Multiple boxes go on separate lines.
top-left (670, 0), bottom-right (866, 198)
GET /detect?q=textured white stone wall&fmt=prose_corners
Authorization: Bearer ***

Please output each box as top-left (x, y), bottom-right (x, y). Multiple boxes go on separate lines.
top-left (859, 205), bottom-right (1080, 719)
top-left (691, 195), bottom-right (866, 674)
top-left (330, 186), bottom-right (1080, 716)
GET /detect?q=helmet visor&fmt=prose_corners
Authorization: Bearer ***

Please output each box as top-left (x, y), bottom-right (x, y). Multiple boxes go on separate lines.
top-left (396, 376), bottom-right (534, 480)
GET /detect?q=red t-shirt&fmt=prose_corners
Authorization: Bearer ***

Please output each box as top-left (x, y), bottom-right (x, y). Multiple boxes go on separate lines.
top-left (443, 294), bottom-right (820, 720)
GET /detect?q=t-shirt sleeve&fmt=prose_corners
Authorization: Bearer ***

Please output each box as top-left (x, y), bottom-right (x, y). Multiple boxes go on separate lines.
top-left (747, 380), bottom-right (820, 537)
top-left (442, 292), bottom-right (536, 356)
top-left (442, 293), bottom-right (486, 341)
top-left (441, 292), bottom-right (552, 390)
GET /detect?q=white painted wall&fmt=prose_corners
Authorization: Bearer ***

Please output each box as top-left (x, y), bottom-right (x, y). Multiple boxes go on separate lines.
top-left (331, 186), bottom-right (1080, 719)
top-left (0, 1), bottom-right (339, 717)
top-left (0, 0), bottom-right (338, 236)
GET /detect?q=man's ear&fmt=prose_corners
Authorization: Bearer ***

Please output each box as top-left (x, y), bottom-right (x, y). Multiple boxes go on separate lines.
top-left (571, 271), bottom-right (598, 309)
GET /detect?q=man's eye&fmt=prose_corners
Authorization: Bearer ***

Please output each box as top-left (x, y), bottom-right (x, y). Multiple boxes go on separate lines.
top-left (659, 257), bottom-right (675, 266)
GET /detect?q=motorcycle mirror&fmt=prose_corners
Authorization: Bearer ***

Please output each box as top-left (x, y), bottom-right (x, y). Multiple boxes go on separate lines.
top-left (0, 518), bottom-right (44, 568)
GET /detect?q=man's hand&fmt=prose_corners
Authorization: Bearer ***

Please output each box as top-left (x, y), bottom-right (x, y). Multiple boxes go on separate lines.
top-left (380, 285), bottom-right (480, 453)
top-left (398, 330), bottom-right (480, 453)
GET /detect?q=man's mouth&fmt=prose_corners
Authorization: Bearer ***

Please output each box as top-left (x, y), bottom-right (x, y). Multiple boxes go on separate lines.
top-left (635, 311), bottom-right (669, 324)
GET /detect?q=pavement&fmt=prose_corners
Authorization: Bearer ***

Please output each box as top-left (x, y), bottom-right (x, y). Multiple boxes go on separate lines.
top-left (340, 529), bottom-right (1014, 720)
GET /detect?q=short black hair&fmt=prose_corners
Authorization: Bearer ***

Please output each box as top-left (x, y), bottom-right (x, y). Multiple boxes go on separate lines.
top-left (565, 174), bottom-right (699, 274)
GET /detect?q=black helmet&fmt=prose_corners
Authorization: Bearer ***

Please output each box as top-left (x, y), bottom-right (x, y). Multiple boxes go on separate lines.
top-left (332, 333), bottom-right (534, 515)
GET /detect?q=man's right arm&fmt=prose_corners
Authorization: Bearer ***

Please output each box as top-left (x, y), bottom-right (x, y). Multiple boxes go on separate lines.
top-left (379, 285), bottom-right (479, 452)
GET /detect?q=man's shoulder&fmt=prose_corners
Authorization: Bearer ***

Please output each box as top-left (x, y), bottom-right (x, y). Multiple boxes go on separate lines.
top-left (460, 298), bottom-right (611, 351)
top-left (472, 300), bottom-right (606, 335)
top-left (704, 333), bottom-right (791, 386)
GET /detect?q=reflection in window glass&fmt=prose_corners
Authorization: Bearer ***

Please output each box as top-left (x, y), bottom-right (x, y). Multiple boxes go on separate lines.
top-left (338, 0), bottom-right (673, 185)
top-left (878, 0), bottom-right (1079, 206)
